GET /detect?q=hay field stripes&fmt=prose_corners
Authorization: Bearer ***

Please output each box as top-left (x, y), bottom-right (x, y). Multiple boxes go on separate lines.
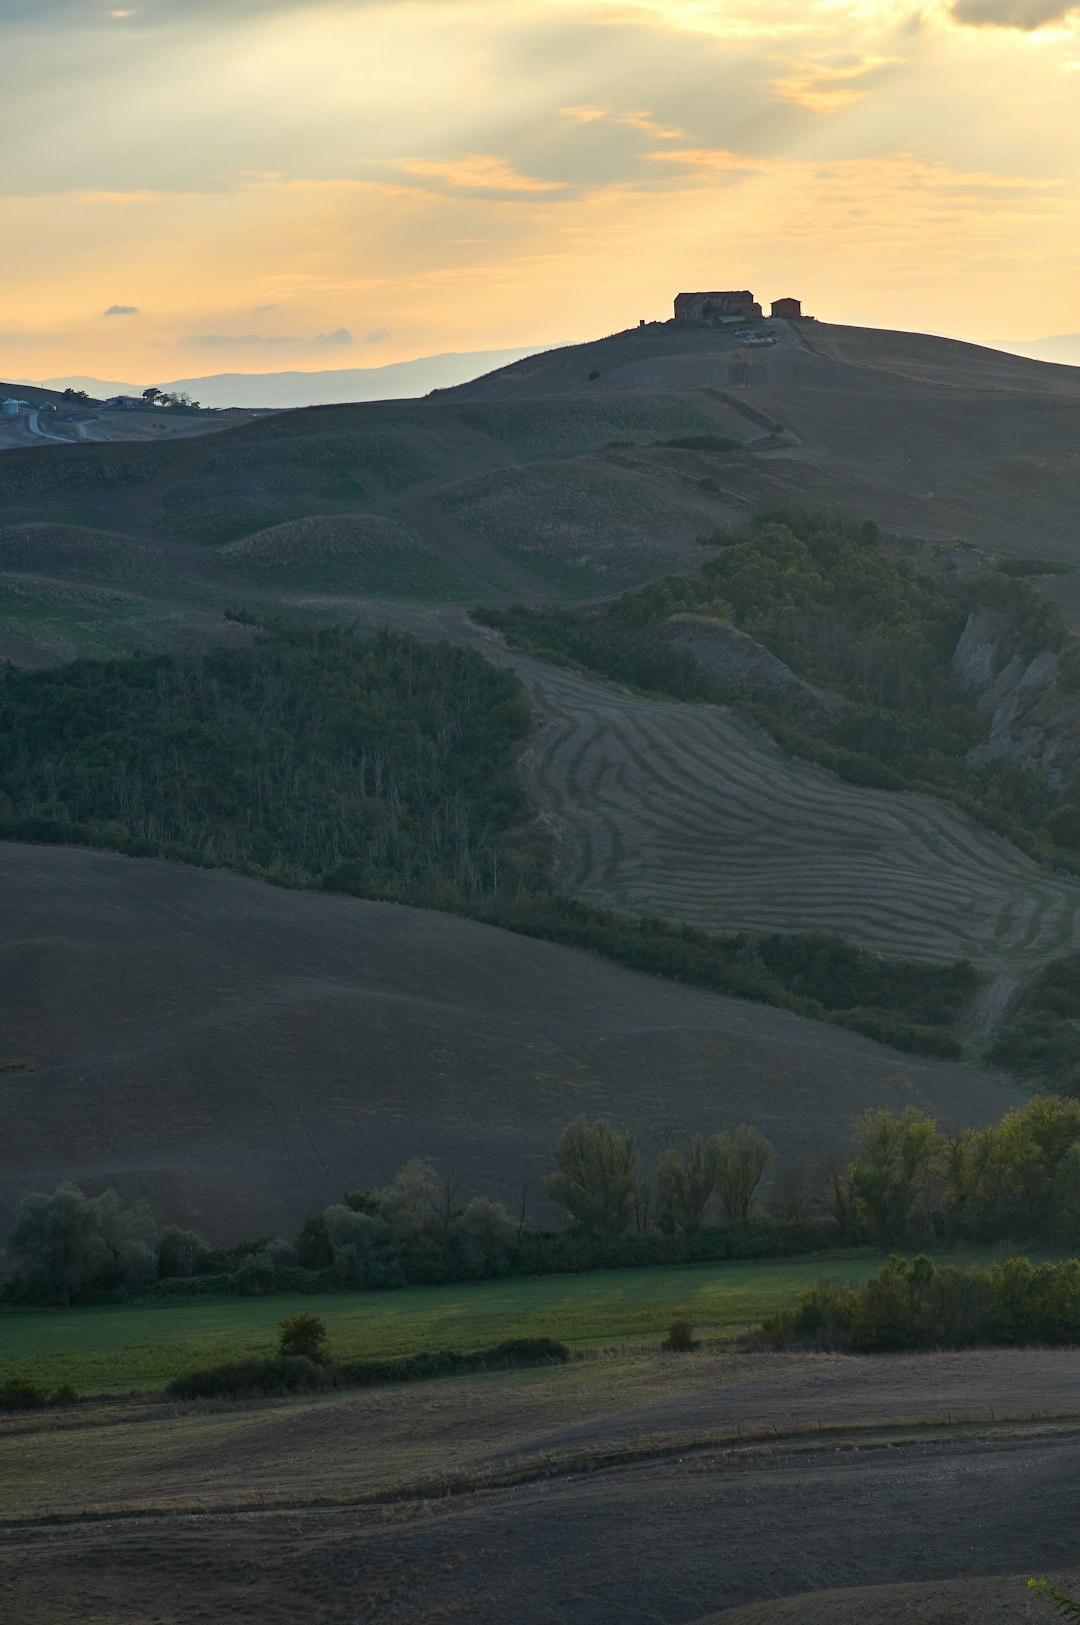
top-left (513, 657), bottom-right (1080, 968)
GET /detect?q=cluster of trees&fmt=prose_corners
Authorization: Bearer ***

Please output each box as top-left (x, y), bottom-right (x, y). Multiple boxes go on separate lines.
top-left (296, 1119), bottom-right (780, 1285)
top-left (481, 514), bottom-right (1080, 876)
top-left (826, 1095), bottom-right (1080, 1248)
top-left (140, 387), bottom-right (201, 412)
top-left (0, 623), bottom-right (529, 904)
top-left (3, 1184), bottom-right (297, 1307)
top-left (760, 1252), bottom-right (1080, 1353)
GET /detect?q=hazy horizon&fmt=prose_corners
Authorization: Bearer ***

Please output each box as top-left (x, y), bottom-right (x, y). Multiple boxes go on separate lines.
top-left (11, 324), bottom-right (1080, 411)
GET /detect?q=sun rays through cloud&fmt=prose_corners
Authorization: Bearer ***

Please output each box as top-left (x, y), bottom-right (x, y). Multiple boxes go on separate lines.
top-left (0, 0), bottom-right (1077, 375)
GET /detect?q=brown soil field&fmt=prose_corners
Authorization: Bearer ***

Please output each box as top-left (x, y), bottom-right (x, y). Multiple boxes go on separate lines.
top-left (0, 842), bottom-right (1021, 1238)
top-left (3, 1348), bottom-right (1080, 1622)
top-left (3, 1346), bottom-right (1078, 1522)
top-left (711, 1572), bottom-right (1080, 1623)
top-left (4, 321), bottom-right (1080, 663)
top-left (510, 653), bottom-right (1080, 972)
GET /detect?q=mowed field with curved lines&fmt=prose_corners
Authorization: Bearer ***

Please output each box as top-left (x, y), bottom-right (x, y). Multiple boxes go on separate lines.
top-left (513, 656), bottom-right (1080, 970)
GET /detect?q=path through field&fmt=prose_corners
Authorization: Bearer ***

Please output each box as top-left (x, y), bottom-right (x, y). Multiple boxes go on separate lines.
top-left (513, 656), bottom-right (1080, 970)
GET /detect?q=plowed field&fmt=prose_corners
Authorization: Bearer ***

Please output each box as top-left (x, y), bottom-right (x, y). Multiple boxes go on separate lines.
top-left (515, 657), bottom-right (1080, 969)
top-left (0, 842), bottom-right (1020, 1237)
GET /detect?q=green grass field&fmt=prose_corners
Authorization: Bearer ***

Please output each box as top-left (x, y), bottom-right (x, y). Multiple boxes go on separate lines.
top-left (0, 1250), bottom-right (1016, 1395)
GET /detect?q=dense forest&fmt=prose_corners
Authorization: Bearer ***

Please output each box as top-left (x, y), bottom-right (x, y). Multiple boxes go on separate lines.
top-left (478, 514), bottom-right (1080, 868)
top-left (0, 623), bottom-right (528, 903)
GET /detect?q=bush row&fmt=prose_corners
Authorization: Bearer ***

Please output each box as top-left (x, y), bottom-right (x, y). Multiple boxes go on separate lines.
top-left (167, 1338), bottom-right (570, 1401)
top-left (756, 1253), bottom-right (1080, 1353)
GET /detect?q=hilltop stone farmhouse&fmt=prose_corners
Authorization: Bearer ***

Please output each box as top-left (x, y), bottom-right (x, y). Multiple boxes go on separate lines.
top-left (674, 290), bottom-right (761, 323)
top-left (673, 290), bottom-right (806, 323)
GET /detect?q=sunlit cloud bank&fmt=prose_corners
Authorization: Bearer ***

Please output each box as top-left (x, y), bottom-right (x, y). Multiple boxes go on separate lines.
top-left (0, 0), bottom-right (1077, 378)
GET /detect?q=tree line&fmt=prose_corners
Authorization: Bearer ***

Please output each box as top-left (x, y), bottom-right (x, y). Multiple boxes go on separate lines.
top-left (9, 1095), bottom-right (1080, 1306)
top-left (3, 1115), bottom-right (786, 1306)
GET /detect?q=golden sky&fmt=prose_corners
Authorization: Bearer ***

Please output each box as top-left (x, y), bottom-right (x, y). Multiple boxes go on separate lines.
top-left (3, 0), bottom-right (1078, 381)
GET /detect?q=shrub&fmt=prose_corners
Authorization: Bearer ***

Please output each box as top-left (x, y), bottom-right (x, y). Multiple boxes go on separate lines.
top-left (755, 1253), bottom-right (1080, 1354)
top-left (664, 1318), bottom-right (697, 1352)
top-left (485, 1337), bottom-right (569, 1366)
top-left (0, 1378), bottom-right (48, 1410)
top-left (167, 1355), bottom-right (328, 1400)
top-left (49, 1385), bottom-right (79, 1407)
top-left (278, 1312), bottom-right (328, 1361)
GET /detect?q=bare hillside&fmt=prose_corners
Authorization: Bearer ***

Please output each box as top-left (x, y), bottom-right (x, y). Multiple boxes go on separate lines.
top-left (0, 843), bottom-right (1020, 1239)
top-left (3, 320), bottom-right (1079, 663)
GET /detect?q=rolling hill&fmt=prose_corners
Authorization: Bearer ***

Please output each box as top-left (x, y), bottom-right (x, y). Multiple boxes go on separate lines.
top-left (3, 318), bottom-right (1079, 667)
top-left (0, 843), bottom-right (1021, 1240)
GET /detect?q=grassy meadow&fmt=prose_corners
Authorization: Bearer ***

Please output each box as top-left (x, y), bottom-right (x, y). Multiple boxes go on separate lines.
top-left (0, 1249), bottom-right (1015, 1395)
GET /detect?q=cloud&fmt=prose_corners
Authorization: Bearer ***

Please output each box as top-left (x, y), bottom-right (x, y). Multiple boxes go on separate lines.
top-left (103, 303), bottom-right (139, 316)
top-left (180, 328), bottom-right (354, 348)
top-left (395, 155), bottom-right (567, 194)
top-left (365, 327), bottom-right (390, 343)
top-left (181, 333), bottom-right (286, 347)
top-left (949, 0), bottom-right (1079, 25)
top-left (560, 106), bottom-right (685, 140)
top-left (771, 55), bottom-right (903, 114)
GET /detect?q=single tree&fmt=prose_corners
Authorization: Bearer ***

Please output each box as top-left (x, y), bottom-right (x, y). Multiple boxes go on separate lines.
top-left (157, 1225), bottom-right (208, 1279)
top-left (453, 1196), bottom-right (517, 1278)
top-left (655, 1135), bottom-right (723, 1232)
top-left (715, 1125), bottom-right (776, 1222)
top-left (850, 1106), bottom-right (943, 1244)
top-left (8, 1186), bottom-right (108, 1306)
top-left (545, 1115), bottom-right (648, 1235)
top-left (278, 1312), bottom-right (328, 1361)
top-left (767, 1165), bottom-right (810, 1224)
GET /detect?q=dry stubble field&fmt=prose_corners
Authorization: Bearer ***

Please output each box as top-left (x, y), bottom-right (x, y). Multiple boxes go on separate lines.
top-left (513, 654), bottom-right (1080, 975)
top-left (4, 1348), bottom-right (1080, 1622)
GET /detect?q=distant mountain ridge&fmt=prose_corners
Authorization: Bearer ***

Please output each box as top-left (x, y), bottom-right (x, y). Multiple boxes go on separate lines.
top-left (17, 344), bottom-right (565, 410)
top-left (1002, 333), bottom-right (1080, 367)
